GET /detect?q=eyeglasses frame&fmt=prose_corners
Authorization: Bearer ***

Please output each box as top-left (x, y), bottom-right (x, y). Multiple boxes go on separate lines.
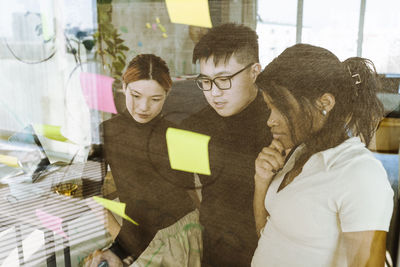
top-left (195, 62), bottom-right (255, 91)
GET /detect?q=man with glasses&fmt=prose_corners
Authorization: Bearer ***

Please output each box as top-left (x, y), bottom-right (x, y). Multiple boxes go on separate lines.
top-left (182, 23), bottom-right (272, 266)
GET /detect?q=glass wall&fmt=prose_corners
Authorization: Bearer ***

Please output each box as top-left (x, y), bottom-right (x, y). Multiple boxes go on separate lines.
top-left (0, 0), bottom-right (399, 266)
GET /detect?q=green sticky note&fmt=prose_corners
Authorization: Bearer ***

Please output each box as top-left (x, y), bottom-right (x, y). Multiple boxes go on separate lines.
top-left (93, 196), bottom-right (139, 225)
top-left (33, 124), bottom-right (68, 142)
top-left (120, 26), bottom-right (128, 33)
top-left (165, 0), bottom-right (213, 28)
top-left (166, 127), bottom-right (211, 175)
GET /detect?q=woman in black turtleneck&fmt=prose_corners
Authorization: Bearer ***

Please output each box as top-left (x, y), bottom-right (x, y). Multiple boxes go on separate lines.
top-left (86, 54), bottom-right (196, 266)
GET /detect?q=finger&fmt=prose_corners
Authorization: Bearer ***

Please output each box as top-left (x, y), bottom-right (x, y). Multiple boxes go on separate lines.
top-left (84, 254), bottom-right (93, 267)
top-left (258, 149), bottom-right (284, 167)
top-left (255, 163), bottom-right (274, 176)
top-left (88, 250), bottom-right (103, 267)
top-left (256, 159), bottom-right (280, 178)
top-left (259, 154), bottom-right (281, 170)
top-left (101, 250), bottom-right (123, 266)
top-left (260, 148), bottom-right (282, 161)
top-left (270, 139), bottom-right (285, 156)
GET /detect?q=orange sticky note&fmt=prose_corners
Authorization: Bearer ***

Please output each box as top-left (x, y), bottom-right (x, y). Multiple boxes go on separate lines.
top-left (93, 196), bottom-right (138, 225)
top-left (80, 72), bottom-right (117, 114)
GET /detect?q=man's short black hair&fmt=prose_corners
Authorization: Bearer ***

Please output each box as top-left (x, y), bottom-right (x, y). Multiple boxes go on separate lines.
top-left (192, 23), bottom-right (259, 65)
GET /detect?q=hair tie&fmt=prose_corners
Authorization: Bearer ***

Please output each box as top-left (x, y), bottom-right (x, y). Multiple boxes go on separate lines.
top-left (346, 66), bottom-right (362, 85)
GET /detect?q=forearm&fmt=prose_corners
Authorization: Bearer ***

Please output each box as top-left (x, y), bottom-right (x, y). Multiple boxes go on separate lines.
top-left (254, 175), bottom-right (271, 238)
top-left (253, 140), bottom-right (286, 238)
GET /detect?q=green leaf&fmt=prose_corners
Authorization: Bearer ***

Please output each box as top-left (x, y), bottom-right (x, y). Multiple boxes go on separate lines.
top-left (112, 61), bottom-right (124, 70)
top-left (105, 40), bottom-right (114, 48)
top-left (117, 51), bottom-right (126, 58)
top-left (115, 38), bottom-right (124, 45)
top-left (118, 45), bottom-right (129, 51)
top-left (102, 24), bottom-right (114, 34)
top-left (117, 56), bottom-right (125, 64)
top-left (105, 48), bottom-right (113, 55)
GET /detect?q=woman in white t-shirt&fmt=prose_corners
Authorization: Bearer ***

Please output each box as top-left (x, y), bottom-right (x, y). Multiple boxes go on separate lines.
top-left (252, 44), bottom-right (394, 267)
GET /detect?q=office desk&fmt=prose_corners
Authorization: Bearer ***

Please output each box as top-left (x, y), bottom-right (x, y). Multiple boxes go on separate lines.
top-left (0, 161), bottom-right (112, 267)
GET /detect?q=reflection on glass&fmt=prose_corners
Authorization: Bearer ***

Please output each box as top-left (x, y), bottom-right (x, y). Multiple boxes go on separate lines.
top-left (256, 0), bottom-right (297, 67)
top-left (302, 0), bottom-right (359, 60)
top-left (362, 0), bottom-right (400, 74)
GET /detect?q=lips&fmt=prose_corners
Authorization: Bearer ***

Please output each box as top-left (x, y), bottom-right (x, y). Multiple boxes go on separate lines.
top-left (137, 113), bottom-right (150, 119)
top-left (272, 132), bottom-right (285, 139)
top-left (213, 101), bottom-right (227, 109)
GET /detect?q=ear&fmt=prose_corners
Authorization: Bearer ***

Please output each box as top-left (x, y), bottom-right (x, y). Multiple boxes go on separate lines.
top-left (250, 63), bottom-right (262, 82)
top-left (316, 93), bottom-right (335, 113)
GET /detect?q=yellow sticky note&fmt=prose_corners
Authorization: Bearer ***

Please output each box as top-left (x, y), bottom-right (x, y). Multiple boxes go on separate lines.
top-left (0, 155), bottom-right (20, 168)
top-left (33, 124), bottom-right (68, 142)
top-left (166, 128), bottom-right (211, 175)
top-left (162, 33), bottom-right (168, 38)
top-left (155, 17), bottom-right (160, 24)
top-left (146, 22), bottom-right (151, 28)
top-left (93, 196), bottom-right (139, 225)
top-left (165, 0), bottom-right (212, 28)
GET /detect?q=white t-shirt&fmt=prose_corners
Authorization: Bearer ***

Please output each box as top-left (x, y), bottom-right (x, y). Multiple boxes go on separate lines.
top-left (252, 137), bottom-right (394, 267)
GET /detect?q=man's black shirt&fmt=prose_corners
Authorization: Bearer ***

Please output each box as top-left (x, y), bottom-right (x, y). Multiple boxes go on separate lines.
top-left (181, 91), bottom-right (272, 266)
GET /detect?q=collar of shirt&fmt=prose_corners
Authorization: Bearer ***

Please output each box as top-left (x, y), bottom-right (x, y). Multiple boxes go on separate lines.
top-left (303, 137), bottom-right (365, 173)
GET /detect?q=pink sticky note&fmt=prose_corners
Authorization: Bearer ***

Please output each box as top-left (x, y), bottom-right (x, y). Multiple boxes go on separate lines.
top-left (36, 209), bottom-right (69, 240)
top-left (79, 72), bottom-right (117, 114)
top-left (152, 23), bottom-right (157, 30)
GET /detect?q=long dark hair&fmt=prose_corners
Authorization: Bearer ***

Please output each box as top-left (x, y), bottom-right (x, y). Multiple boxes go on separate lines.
top-left (256, 43), bottom-right (383, 173)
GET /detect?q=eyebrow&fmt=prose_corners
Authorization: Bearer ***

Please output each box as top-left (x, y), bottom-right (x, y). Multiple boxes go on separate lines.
top-left (130, 89), bottom-right (164, 97)
top-left (130, 89), bottom-right (141, 94)
top-left (198, 70), bottom-right (233, 78)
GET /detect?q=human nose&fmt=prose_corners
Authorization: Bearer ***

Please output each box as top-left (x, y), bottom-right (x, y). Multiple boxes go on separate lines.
top-left (137, 99), bottom-right (150, 111)
top-left (210, 81), bottom-right (223, 97)
top-left (267, 112), bottom-right (278, 128)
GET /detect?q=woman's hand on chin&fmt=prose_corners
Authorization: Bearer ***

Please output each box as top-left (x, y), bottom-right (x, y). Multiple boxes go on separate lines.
top-left (254, 139), bottom-right (286, 185)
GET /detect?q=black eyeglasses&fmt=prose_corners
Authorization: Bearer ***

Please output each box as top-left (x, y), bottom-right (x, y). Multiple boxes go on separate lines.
top-left (195, 63), bottom-right (254, 91)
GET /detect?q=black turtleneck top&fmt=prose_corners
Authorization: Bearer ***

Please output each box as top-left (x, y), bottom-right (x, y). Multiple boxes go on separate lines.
top-left (101, 109), bottom-right (195, 258)
top-left (181, 91), bottom-right (272, 267)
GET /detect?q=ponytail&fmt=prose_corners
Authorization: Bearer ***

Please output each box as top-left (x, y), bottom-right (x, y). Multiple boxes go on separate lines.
top-left (342, 57), bottom-right (384, 146)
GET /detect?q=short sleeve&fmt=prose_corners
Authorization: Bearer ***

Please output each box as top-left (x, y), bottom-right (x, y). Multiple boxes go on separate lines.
top-left (337, 157), bottom-right (394, 232)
